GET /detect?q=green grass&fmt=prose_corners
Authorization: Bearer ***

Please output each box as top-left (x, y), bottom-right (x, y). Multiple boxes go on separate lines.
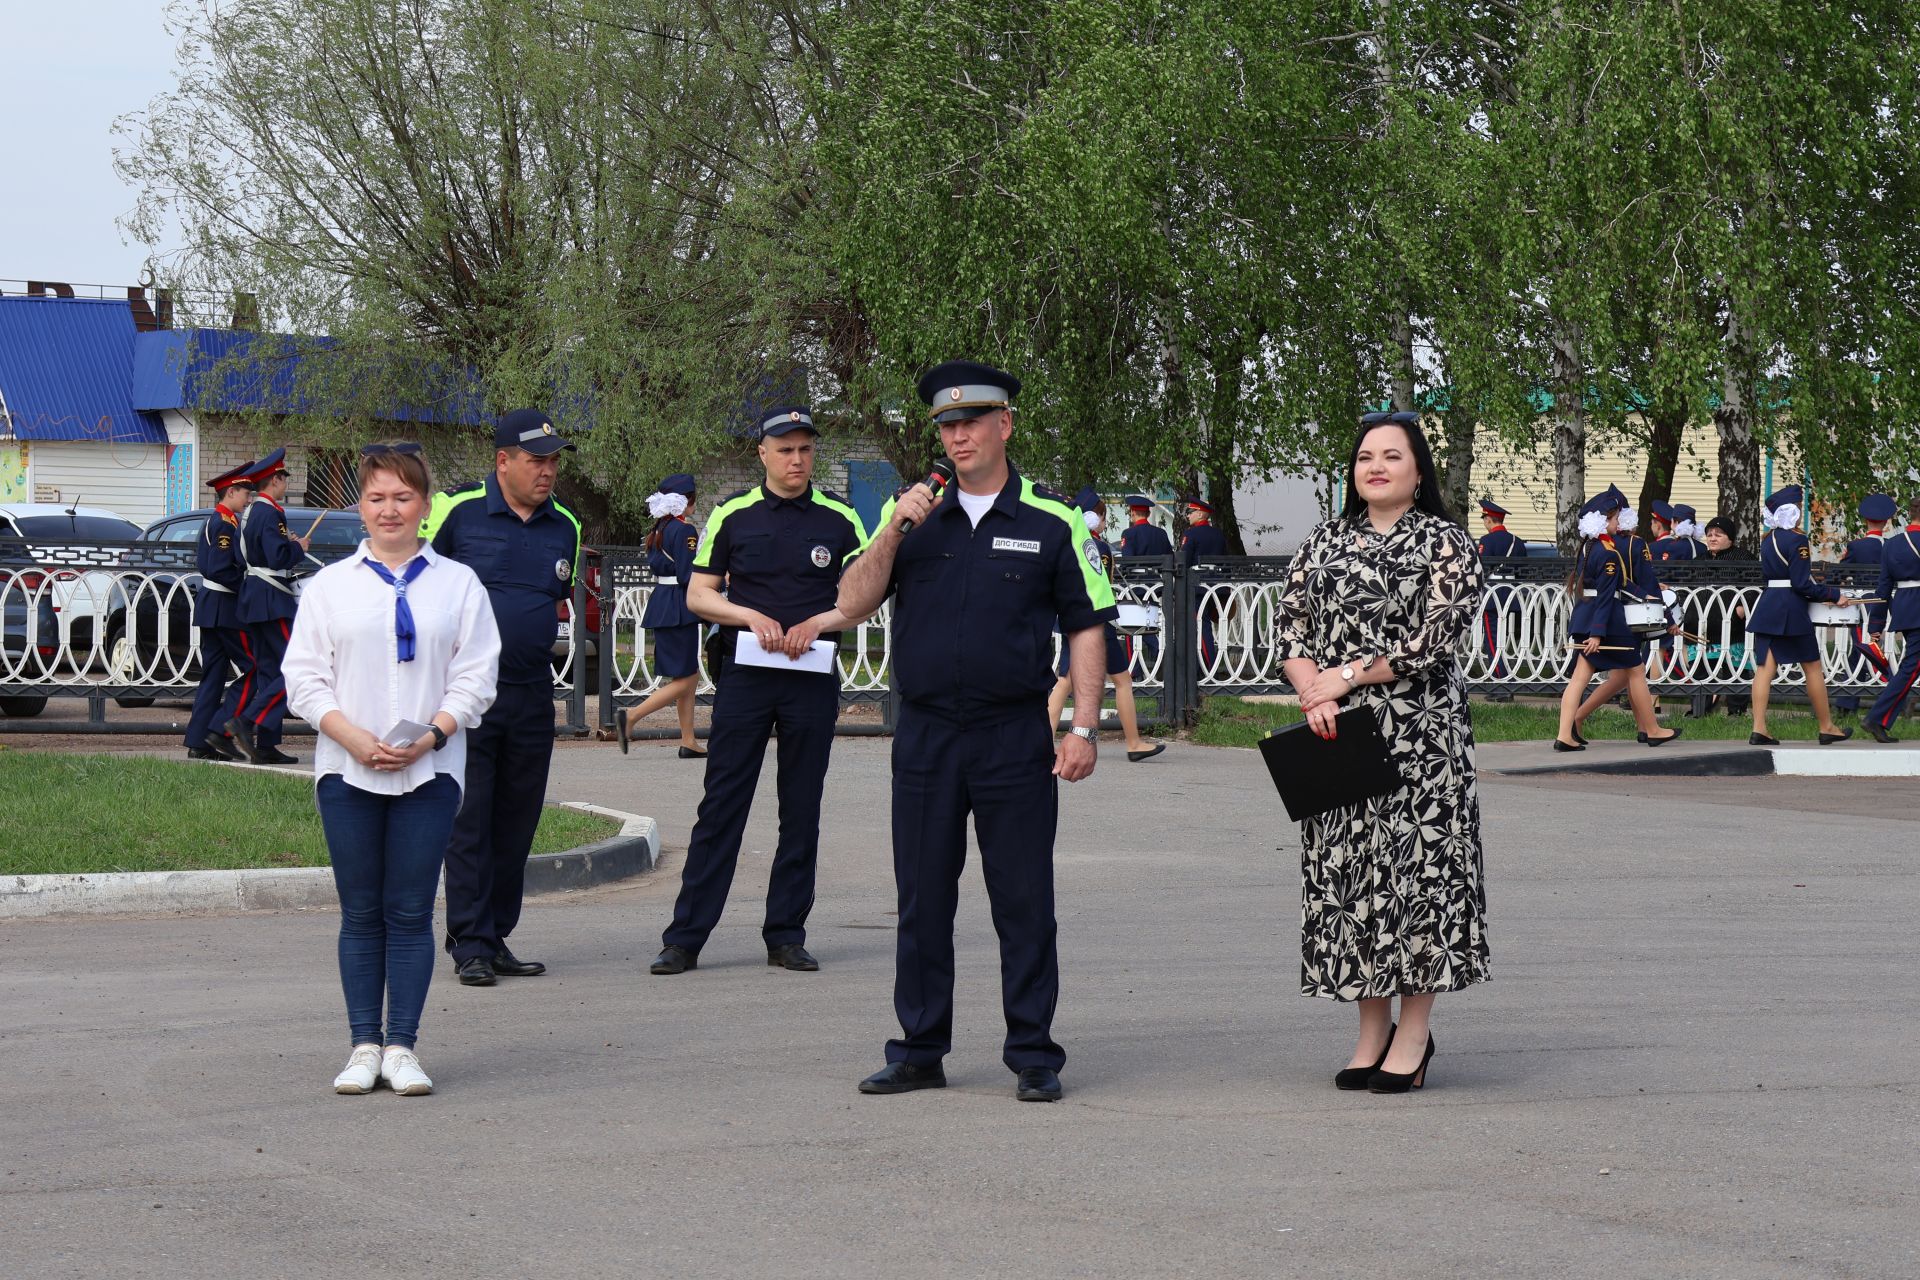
top-left (1191, 696), bottom-right (1850, 749)
top-left (0, 752), bottom-right (622, 876)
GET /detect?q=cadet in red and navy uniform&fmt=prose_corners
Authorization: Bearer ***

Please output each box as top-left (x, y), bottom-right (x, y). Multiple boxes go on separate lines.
top-left (1179, 496), bottom-right (1228, 671)
top-left (1865, 497), bottom-right (1920, 742)
top-left (184, 460), bottom-right (258, 761)
top-left (1835, 493), bottom-right (1896, 712)
top-left (1474, 497), bottom-right (1523, 691)
top-left (837, 359), bottom-right (1117, 1104)
top-left (1116, 493), bottom-right (1172, 670)
top-left (1745, 485), bottom-right (1852, 745)
top-left (230, 448), bottom-right (306, 765)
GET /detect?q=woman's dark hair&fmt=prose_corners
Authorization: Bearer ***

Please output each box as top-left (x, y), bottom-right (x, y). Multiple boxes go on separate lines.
top-left (1340, 414), bottom-right (1455, 523)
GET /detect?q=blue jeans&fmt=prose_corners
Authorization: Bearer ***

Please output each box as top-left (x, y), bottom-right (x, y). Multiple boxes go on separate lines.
top-left (317, 773), bottom-right (461, 1049)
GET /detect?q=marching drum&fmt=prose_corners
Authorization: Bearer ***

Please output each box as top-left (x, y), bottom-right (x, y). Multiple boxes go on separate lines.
top-left (1623, 600), bottom-right (1668, 637)
top-left (1809, 599), bottom-right (1862, 627)
top-left (1114, 603), bottom-right (1163, 634)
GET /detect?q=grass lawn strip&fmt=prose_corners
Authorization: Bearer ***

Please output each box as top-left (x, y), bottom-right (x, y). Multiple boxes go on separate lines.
top-left (0, 752), bottom-right (621, 877)
top-left (1191, 697), bottom-right (1848, 750)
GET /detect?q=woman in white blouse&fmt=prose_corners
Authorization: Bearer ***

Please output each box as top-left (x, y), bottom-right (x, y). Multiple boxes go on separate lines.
top-left (284, 444), bottom-right (500, 1096)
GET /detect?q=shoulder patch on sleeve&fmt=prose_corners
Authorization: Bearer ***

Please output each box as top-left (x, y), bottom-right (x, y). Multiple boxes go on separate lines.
top-left (1798, 545), bottom-right (1810, 559)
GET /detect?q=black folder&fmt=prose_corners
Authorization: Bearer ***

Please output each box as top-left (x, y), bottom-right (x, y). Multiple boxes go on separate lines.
top-left (1258, 707), bottom-right (1406, 823)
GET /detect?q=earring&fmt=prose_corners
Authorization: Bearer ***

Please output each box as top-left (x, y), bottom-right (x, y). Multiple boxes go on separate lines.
top-left (1414, 483), bottom-right (1423, 499)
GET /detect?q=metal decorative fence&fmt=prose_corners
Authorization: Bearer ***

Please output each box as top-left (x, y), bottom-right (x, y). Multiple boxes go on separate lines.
top-left (2, 539), bottom-right (1904, 731)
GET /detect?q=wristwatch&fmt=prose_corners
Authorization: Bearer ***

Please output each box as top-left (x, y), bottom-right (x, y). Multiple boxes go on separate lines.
top-left (1068, 726), bottom-right (1097, 744)
top-left (429, 724), bottom-right (449, 752)
top-left (1339, 663), bottom-right (1356, 685)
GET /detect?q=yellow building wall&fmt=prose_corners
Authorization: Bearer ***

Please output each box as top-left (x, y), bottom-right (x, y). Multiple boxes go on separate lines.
top-left (1468, 415), bottom-right (1796, 546)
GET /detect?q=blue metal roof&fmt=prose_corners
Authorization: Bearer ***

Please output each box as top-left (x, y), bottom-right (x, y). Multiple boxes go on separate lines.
top-left (0, 296), bottom-right (168, 443)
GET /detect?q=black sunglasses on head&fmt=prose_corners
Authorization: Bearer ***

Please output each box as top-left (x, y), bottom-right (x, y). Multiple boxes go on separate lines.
top-left (360, 442), bottom-right (425, 457)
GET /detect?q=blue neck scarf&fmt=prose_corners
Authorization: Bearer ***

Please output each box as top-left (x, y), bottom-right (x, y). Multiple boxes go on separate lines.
top-left (362, 553), bottom-right (430, 661)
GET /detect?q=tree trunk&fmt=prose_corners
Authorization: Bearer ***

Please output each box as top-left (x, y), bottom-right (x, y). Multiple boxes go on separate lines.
top-left (1549, 317), bottom-right (1586, 554)
top-left (1388, 304), bottom-right (1416, 413)
top-left (1637, 404), bottom-right (1687, 515)
top-left (1207, 465), bottom-right (1244, 555)
top-left (1713, 307), bottom-right (1763, 550)
top-left (1438, 406), bottom-right (1474, 520)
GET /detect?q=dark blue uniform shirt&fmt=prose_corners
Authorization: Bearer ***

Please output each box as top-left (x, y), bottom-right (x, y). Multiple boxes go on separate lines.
top-left (693, 484), bottom-right (866, 633)
top-left (1839, 532), bottom-right (1889, 632)
top-left (1118, 520), bottom-right (1174, 558)
top-left (1876, 527), bottom-right (1920, 633)
top-left (1569, 535), bottom-right (1648, 641)
top-left (641, 515), bottom-right (701, 629)
top-left (1747, 528), bottom-right (1839, 638)
top-left (1475, 527), bottom-right (1524, 559)
top-left (193, 503), bottom-right (247, 629)
top-left (1179, 521), bottom-right (1229, 566)
top-left (237, 498), bottom-right (304, 624)
top-left (863, 466), bottom-right (1117, 723)
top-left (1653, 534), bottom-right (1700, 561)
top-left (428, 474), bottom-right (582, 684)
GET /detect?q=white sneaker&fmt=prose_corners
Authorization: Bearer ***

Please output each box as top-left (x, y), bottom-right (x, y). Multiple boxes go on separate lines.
top-left (332, 1044), bottom-right (382, 1094)
top-left (380, 1046), bottom-right (434, 1095)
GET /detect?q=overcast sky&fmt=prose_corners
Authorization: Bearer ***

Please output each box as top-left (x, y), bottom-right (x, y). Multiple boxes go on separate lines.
top-left (1, 3), bottom-right (181, 290)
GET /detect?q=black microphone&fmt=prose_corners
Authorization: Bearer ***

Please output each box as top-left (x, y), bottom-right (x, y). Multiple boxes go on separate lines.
top-left (898, 458), bottom-right (957, 533)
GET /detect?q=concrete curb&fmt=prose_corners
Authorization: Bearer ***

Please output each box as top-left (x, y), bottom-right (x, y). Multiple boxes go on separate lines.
top-left (0, 803), bottom-right (659, 921)
top-left (1495, 743), bottom-right (1920, 780)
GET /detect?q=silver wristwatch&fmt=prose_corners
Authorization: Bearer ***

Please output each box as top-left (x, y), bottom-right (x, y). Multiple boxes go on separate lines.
top-left (1339, 663), bottom-right (1356, 685)
top-left (1068, 726), bottom-right (1097, 743)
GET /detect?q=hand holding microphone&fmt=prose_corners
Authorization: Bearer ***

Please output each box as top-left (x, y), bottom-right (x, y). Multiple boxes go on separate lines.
top-left (896, 458), bottom-right (957, 533)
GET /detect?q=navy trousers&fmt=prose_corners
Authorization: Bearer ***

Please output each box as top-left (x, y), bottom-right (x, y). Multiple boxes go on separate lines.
top-left (239, 618), bottom-right (292, 750)
top-left (443, 680), bottom-right (556, 963)
top-left (186, 625), bottom-right (253, 749)
top-left (1868, 631), bottom-right (1920, 731)
top-left (886, 704), bottom-right (1064, 1075)
top-left (1836, 627), bottom-right (1892, 712)
top-left (663, 664), bottom-right (838, 952)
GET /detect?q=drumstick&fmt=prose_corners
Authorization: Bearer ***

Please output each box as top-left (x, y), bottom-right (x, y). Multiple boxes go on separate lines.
top-left (1564, 643), bottom-right (1637, 652)
top-left (301, 511), bottom-right (329, 539)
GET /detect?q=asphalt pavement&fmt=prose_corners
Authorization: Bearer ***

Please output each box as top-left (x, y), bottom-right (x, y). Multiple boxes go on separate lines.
top-left (4, 733), bottom-right (1916, 1279)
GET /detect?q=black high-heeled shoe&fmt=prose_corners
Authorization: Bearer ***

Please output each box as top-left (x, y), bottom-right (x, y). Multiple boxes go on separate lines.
top-left (1334, 1023), bottom-right (1396, 1090)
top-left (1552, 738), bottom-right (1585, 753)
top-left (1368, 1033), bottom-right (1435, 1094)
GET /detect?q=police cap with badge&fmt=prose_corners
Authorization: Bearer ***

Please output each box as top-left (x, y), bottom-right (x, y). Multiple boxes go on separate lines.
top-left (917, 360), bottom-right (1021, 423)
top-left (759, 406), bottom-right (819, 438)
top-left (496, 408), bottom-right (577, 456)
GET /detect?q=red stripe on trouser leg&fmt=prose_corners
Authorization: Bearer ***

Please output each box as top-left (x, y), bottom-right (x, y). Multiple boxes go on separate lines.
top-left (251, 690), bottom-right (285, 727)
top-left (1882, 667), bottom-right (1920, 729)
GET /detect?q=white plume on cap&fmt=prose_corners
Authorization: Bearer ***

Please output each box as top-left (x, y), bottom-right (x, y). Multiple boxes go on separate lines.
top-left (1764, 502), bottom-right (1801, 530)
top-left (646, 492), bottom-right (689, 519)
top-left (1618, 507), bottom-right (1638, 531)
top-left (1577, 511), bottom-right (1610, 539)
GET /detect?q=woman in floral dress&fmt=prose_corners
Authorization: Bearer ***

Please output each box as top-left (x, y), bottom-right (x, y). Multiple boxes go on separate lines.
top-left (1275, 411), bottom-right (1490, 1093)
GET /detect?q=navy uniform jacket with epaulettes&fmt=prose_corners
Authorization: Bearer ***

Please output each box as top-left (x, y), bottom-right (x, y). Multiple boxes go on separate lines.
top-left (425, 473), bottom-right (583, 684)
top-left (1653, 534), bottom-right (1700, 562)
top-left (1838, 531), bottom-right (1889, 633)
top-left (1568, 535), bottom-right (1641, 642)
top-left (1179, 522), bottom-right (1229, 566)
top-left (1119, 520), bottom-right (1174, 558)
top-left (237, 497), bottom-right (304, 625)
top-left (1747, 528), bottom-right (1840, 637)
top-left (1621, 532), bottom-right (1661, 600)
top-left (1476, 528), bottom-right (1524, 558)
top-left (641, 515), bottom-right (701, 629)
top-left (1875, 527), bottom-right (1920, 634)
top-left (863, 467), bottom-right (1117, 722)
top-left (192, 503), bottom-right (248, 629)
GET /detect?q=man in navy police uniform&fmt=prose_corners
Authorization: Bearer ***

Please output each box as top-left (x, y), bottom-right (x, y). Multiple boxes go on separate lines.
top-left (427, 408), bottom-right (582, 985)
top-left (647, 406), bottom-right (867, 976)
top-left (838, 359), bottom-right (1117, 1104)
top-left (185, 459), bottom-right (257, 761)
top-left (229, 447), bottom-right (305, 765)
top-left (1865, 495), bottom-right (1920, 743)
top-left (1836, 493), bottom-right (1897, 711)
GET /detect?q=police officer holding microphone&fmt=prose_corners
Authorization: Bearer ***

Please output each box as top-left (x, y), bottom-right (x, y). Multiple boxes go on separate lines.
top-left (837, 359), bottom-right (1117, 1103)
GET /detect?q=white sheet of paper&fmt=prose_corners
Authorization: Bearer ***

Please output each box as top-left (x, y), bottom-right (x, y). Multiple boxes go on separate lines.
top-left (733, 631), bottom-right (838, 674)
top-left (382, 718), bottom-right (434, 748)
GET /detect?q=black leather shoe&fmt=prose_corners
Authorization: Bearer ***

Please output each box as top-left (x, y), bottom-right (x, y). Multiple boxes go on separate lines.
top-left (492, 947), bottom-right (546, 977)
top-left (616, 709), bottom-right (631, 755)
top-left (257, 747), bottom-right (300, 765)
top-left (1015, 1066), bottom-right (1063, 1102)
top-left (650, 944), bottom-right (697, 975)
top-left (186, 744), bottom-right (230, 762)
top-left (1126, 743), bottom-right (1166, 762)
top-left (1867, 723), bottom-right (1901, 744)
top-left (1637, 727), bottom-right (1682, 746)
top-left (1369, 1034), bottom-right (1435, 1094)
top-left (1571, 721), bottom-right (1589, 746)
top-left (1551, 738), bottom-right (1584, 752)
top-left (456, 956), bottom-right (497, 986)
top-left (1335, 1022), bottom-right (1397, 1090)
top-left (223, 717), bottom-right (261, 763)
top-left (767, 943), bottom-right (819, 971)
top-left (678, 745), bottom-right (707, 759)
top-left (1818, 727), bottom-right (1854, 745)
top-left (858, 1062), bottom-right (947, 1094)
top-left (1749, 731), bottom-right (1780, 746)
